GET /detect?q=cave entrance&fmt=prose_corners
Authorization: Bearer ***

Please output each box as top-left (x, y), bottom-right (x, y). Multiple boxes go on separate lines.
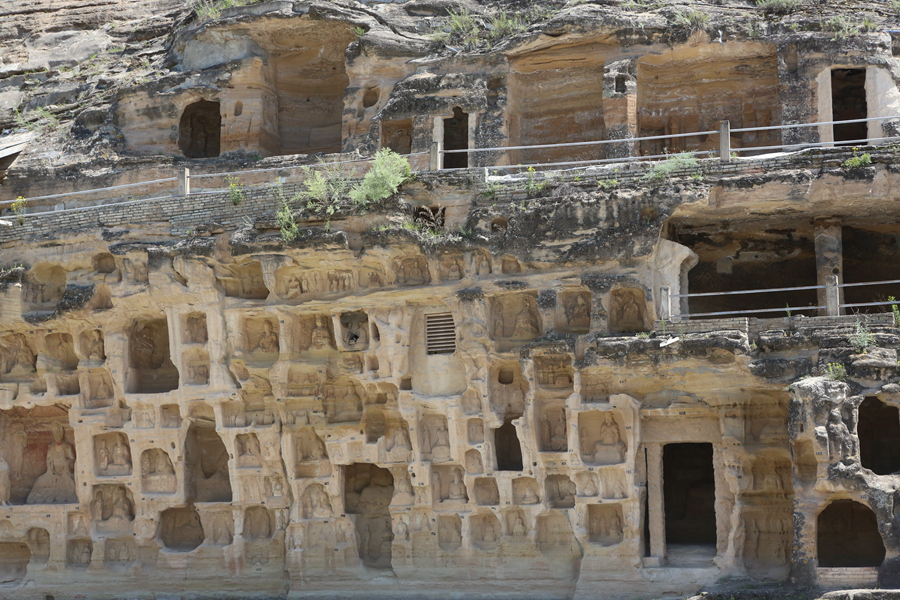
top-left (495, 419), bottom-right (523, 471)
top-left (344, 464), bottom-right (394, 568)
top-left (831, 69), bottom-right (867, 145)
top-left (185, 422), bottom-right (232, 503)
top-left (817, 500), bottom-right (884, 567)
top-left (858, 397), bottom-right (900, 475)
top-left (443, 107), bottom-right (469, 169)
top-left (840, 226), bottom-right (900, 313)
top-left (664, 443), bottom-right (716, 565)
top-left (178, 100), bottom-right (221, 158)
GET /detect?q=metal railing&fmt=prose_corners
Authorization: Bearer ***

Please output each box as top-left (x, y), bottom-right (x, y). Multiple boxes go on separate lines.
top-left (660, 276), bottom-right (900, 321)
top-left (2, 114), bottom-right (898, 223)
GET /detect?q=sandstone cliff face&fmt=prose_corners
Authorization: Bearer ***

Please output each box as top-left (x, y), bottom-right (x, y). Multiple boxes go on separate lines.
top-left (2, 1), bottom-right (900, 599)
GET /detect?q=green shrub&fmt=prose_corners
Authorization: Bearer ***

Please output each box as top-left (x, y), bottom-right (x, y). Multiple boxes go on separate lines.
top-left (842, 148), bottom-right (872, 168)
top-left (825, 362), bottom-right (847, 382)
top-left (755, 0), bottom-right (799, 15)
top-left (11, 196), bottom-right (27, 225)
top-left (273, 183), bottom-right (299, 242)
top-left (824, 15), bottom-right (860, 40)
top-left (671, 8), bottom-right (709, 32)
top-left (191, 0), bottom-right (264, 21)
top-left (226, 174), bottom-right (244, 205)
top-left (298, 160), bottom-right (351, 220)
top-left (349, 149), bottom-right (411, 208)
top-left (642, 152), bottom-right (700, 181)
top-left (850, 318), bottom-right (875, 353)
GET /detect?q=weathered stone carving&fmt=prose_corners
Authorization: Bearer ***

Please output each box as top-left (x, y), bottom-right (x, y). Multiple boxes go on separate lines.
top-left (27, 422), bottom-right (76, 504)
top-left (141, 449), bottom-right (176, 493)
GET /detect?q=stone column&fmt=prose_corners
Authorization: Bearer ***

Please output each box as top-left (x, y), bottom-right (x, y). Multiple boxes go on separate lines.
top-left (814, 218), bottom-right (844, 316)
top-left (645, 443), bottom-right (666, 565)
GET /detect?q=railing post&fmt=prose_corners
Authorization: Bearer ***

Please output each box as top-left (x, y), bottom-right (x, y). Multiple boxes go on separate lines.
top-left (659, 286), bottom-right (671, 321)
top-left (719, 120), bottom-right (731, 163)
top-left (178, 168), bottom-right (191, 196)
top-left (825, 275), bottom-right (840, 317)
top-left (430, 140), bottom-right (444, 171)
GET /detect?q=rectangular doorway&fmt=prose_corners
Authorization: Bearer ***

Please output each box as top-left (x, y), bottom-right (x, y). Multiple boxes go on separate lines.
top-left (663, 442), bottom-right (716, 566)
top-left (831, 69), bottom-right (867, 145)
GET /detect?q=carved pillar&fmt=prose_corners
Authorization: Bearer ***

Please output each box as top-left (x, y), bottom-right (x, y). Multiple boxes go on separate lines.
top-left (814, 217), bottom-right (844, 316)
top-left (602, 59), bottom-right (638, 159)
top-left (645, 442), bottom-right (666, 564)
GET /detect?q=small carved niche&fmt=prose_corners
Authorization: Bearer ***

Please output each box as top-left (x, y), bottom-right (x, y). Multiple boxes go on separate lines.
top-left (580, 371), bottom-right (612, 403)
top-left (393, 255), bottom-right (430, 286)
top-left (465, 449), bottom-right (483, 474)
top-left (545, 475), bottom-right (576, 508)
top-left (22, 265), bottom-right (66, 314)
top-left (183, 348), bottom-right (210, 386)
top-left (557, 290), bottom-right (592, 333)
top-left (26, 527), bottom-right (50, 564)
top-left (86, 372), bottom-right (113, 408)
top-left (244, 506), bottom-right (273, 539)
top-left (128, 318), bottom-right (178, 394)
top-left (471, 250), bottom-right (492, 277)
top-left (431, 465), bottom-right (467, 505)
top-left (473, 477), bottom-right (500, 506)
top-left (186, 423), bottom-right (231, 503)
top-left (0, 541), bottom-right (29, 582)
top-left (293, 314), bottom-right (336, 355)
top-left (301, 483), bottom-right (333, 519)
top-left (438, 515), bottom-right (462, 551)
top-left (500, 256), bottom-right (521, 274)
top-left (324, 378), bottom-right (363, 424)
top-left (161, 404), bottom-right (182, 428)
top-left (104, 538), bottom-right (136, 569)
top-left (90, 484), bottom-right (134, 529)
top-left (81, 330), bottom-right (105, 363)
top-left (245, 316), bottom-right (280, 358)
top-left (141, 449), bottom-right (176, 493)
top-left (382, 118), bottom-right (412, 155)
top-left (43, 333), bottom-right (78, 371)
top-left (55, 373), bottom-right (80, 397)
top-left (437, 253), bottom-right (465, 282)
top-left (294, 427), bottom-right (332, 478)
top-left (218, 261), bottom-right (268, 300)
top-left (579, 411), bottom-right (627, 465)
top-left (0, 408), bottom-right (75, 505)
top-left (94, 432), bottom-right (132, 477)
top-left (534, 355), bottom-right (573, 391)
top-left (203, 510), bottom-right (234, 546)
top-left (512, 477), bottom-right (541, 505)
top-left (360, 266), bottom-right (386, 289)
top-left (364, 408), bottom-right (386, 443)
top-left (467, 418), bottom-right (485, 444)
top-left (339, 311), bottom-right (369, 350)
top-left (537, 402), bottom-right (568, 453)
top-left (236, 433), bottom-right (263, 468)
top-left (93, 252), bottom-right (117, 275)
top-left (160, 506), bottom-right (205, 551)
top-left (575, 472), bottom-right (600, 497)
top-left (491, 293), bottom-right (541, 341)
top-left (609, 287), bottom-right (650, 333)
top-left (66, 539), bottom-right (93, 568)
top-left (461, 388), bottom-right (482, 415)
top-left (470, 512), bottom-right (501, 547)
top-left (536, 512), bottom-right (575, 553)
top-left (588, 504), bottom-right (624, 546)
top-left (0, 334), bottom-right (37, 379)
top-left (505, 509), bottom-right (528, 538)
top-left (748, 452), bottom-right (792, 498)
top-left (184, 313), bottom-right (208, 345)
top-left (68, 512), bottom-right (90, 536)
top-left (489, 363), bottom-right (526, 417)
top-left (285, 365), bottom-right (320, 398)
top-left (598, 468), bottom-right (628, 499)
top-left (419, 414), bottom-right (451, 463)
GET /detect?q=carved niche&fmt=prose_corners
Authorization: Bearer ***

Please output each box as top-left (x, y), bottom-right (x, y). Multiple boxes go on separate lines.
top-left (419, 415), bottom-right (451, 463)
top-left (81, 330), bottom-right (106, 363)
top-left (184, 313), bottom-right (208, 344)
top-left (393, 255), bottom-right (430, 286)
top-left (94, 433), bottom-right (132, 477)
top-left (90, 485), bottom-right (134, 531)
top-left (0, 334), bottom-right (37, 379)
top-left (42, 333), bottom-right (78, 371)
top-left (587, 504), bottom-right (624, 546)
top-left (141, 449), bottom-right (176, 493)
top-left (294, 427), bottom-right (332, 478)
top-left (339, 311), bottom-right (369, 350)
top-left (579, 411), bottom-right (627, 465)
top-left (491, 293), bottom-right (541, 341)
top-left (245, 317), bottom-right (280, 358)
top-left (609, 287), bottom-right (649, 333)
top-left (558, 290), bottom-right (592, 333)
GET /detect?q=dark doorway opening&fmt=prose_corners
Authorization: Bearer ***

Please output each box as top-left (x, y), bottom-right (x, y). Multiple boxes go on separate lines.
top-left (858, 397), bottom-right (900, 475)
top-left (443, 107), bottom-right (469, 169)
top-left (179, 100), bottom-right (221, 158)
top-left (495, 419), bottom-right (523, 471)
top-left (831, 69), bottom-right (867, 145)
top-left (818, 500), bottom-right (884, 567)
top-left (664, 443), bottom-right (716, 562)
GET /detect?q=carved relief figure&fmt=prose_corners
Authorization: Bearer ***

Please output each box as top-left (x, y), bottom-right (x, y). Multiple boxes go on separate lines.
top-left (254, 321), bottom-right (279, 354)
top-left (186, 315), bottom-right (208, 344)
top-left (27, 422), bottom-right (76, 504)
top-left (237, 434), bottom-right (262, 468)
top-left (564, 293), bottom-right (591, 330)
top-left (447, 469), bottom-right (467, 503)
top-left (610, 288), bottom-right (648, 333)
top-left (311, 317), bottom-right (333, 351)
top-left (1, 334), bottom-right (36, 375)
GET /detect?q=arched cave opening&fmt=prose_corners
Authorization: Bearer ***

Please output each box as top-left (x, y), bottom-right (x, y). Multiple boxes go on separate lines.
top-left (495, 419), bottom-right (523, 471)
top-left (817, 499), bottom-right (884, 567)
top-left (178, 100), bottom-right (221, 158)
top-left (443, 107), bottom-right (469, 169)
top-left (857, 397), bottom-right (900, 475)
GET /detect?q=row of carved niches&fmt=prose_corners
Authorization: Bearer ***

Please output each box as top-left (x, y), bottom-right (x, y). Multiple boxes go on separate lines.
top-left (127, 318), bottom-right (178, 394)
top-left (1, 328), bottom-right (105, 379)
top-left (0, 407), bottom-right (76, 505)
top-left (239, 313), bottom-right (337, 364)
top-left (344, 464), bottom-right (394, 567)
top-left (132, 403), bottom-right (182, 429)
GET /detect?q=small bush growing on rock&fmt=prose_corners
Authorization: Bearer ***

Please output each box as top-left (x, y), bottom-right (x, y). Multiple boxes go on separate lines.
top-left (823, 15), bottom-right (871, 40)
top-left (842, 148), bottom-right (872, 169)
top-left (850, 318), bottom-right (875, 353)
top-left (755, 0), bottom-right (799, 15)
top-left (349, 149), bottom-right (411, 208)
top-left (11, 196), bottom-right (27, 225)
top-left (825, 362), bottom-right (847, 382)
top-left (890, 296), bottom-right (900, 327)
top-left (642, 152), bottom-right (699, 181)
top-left (226, 175), bottom-right (244, 205)
top-left (671, 8), bottom-right (709, 32)
top-left (298, 161), bottom-right (351, 219)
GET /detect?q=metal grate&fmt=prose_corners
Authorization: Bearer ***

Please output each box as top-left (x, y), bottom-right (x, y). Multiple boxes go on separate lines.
top-left (425, 312), bottom-right (456, 355)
